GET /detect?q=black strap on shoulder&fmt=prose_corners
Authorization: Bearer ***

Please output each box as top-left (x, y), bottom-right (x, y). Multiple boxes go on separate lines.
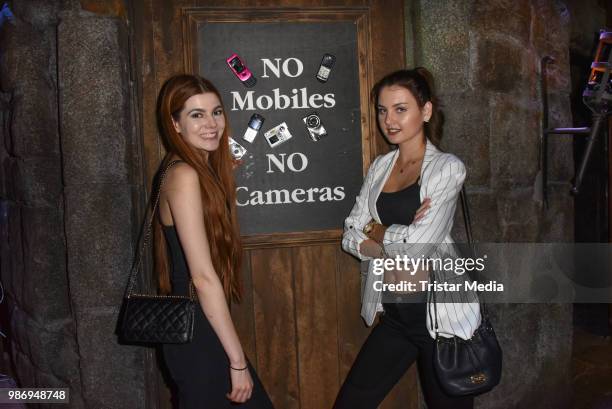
top-left (124, 160), bottom-right (194, 300)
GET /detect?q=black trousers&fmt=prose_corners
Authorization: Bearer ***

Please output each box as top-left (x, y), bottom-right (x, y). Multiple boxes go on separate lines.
top-left (334, 301), bottom-right (474, 409)
top-left (162, 308), bottom-right (275, 409)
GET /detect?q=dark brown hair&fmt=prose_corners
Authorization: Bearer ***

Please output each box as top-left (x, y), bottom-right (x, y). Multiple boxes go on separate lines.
top-left (154, 74), bottom-right (242, 302)
top-left (371, 67), bottom-right (442, 146)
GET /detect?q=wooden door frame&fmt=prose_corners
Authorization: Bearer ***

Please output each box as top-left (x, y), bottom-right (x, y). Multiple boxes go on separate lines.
top-left (133, 1), bottom-right (408, 408)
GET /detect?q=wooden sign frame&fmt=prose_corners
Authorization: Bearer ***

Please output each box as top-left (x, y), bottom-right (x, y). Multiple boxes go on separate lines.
top-left (181, 7), bottom-right (376, 249)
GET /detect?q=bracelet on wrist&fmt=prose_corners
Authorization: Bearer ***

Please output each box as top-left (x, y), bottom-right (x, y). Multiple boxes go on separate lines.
top-left (230, 364), bottom-right (248, 371)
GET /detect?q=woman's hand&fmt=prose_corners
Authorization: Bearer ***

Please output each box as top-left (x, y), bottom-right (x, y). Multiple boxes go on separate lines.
top-left (227, 365), bottom-right (254, 403)
top-left (359, 239), bottom-right (385, 258)
top-left (362, 197), bottom-right (431, 256)
top-left (367, 223), bottom-right (387, 244)
top-left (413, 198), bottom-right (431, 223)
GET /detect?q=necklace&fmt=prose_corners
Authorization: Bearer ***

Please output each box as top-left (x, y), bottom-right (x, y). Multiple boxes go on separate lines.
top-left (396, 157), bottom-right (421, 173)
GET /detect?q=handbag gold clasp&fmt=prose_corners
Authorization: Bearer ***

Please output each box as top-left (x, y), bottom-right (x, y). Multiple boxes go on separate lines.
top-left (470, 373), bottom-right (487, 384)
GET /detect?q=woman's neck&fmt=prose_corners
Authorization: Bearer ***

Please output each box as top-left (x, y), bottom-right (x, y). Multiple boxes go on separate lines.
top-left (397, 135), bottom-right (426, 164)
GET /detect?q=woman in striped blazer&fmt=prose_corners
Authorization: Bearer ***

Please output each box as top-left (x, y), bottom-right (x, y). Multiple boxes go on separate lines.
top-left (334, 68), bottom-right (480, 409)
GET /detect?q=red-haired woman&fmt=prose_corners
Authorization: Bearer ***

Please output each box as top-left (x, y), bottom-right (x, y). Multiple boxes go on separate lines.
top-left (153, 74), bottom-right (274, 409)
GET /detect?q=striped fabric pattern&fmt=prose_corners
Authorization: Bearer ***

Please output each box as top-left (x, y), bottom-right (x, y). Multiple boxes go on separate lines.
top-left (342, 139), bottom-right (481, 340)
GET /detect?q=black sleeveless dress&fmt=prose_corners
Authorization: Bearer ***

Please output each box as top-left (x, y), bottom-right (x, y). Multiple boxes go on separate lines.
top-left (161, 225), bottom-right (274, 409)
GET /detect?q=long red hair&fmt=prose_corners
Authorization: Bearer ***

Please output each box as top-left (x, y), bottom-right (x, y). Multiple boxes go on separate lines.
top-left (153, 74), bottom-right (242, 302)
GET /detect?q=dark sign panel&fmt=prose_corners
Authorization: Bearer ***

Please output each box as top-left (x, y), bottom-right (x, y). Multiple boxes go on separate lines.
top-left (198, 22), bottom-right (363, 235)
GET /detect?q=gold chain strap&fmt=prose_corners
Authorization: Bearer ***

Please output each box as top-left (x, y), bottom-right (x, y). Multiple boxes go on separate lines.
top-left (125, 160), bottom-right (196, 301)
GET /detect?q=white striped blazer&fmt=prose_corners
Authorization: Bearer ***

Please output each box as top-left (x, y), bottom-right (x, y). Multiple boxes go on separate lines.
top-left (342, 139), bottom-right (481, 340)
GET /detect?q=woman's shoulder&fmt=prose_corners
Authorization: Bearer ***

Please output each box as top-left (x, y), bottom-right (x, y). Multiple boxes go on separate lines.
top-left (426, 150), bottom-right (466, 180)
top-left (163, 161), bottom-right (200, 191)
top-left (426, 141), bottom-right (463, 164)
top-left (436, 151), bottom-right (465, 168)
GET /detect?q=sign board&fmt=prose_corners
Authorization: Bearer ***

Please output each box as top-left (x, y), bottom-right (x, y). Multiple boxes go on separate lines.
top-left (189, 11), bottom-right (370, 239)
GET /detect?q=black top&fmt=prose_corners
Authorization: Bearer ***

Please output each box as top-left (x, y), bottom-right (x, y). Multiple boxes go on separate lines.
top-left (162, 225), bottom-right (190, 295)
top-left (376, 181), bottom-right (421, 226)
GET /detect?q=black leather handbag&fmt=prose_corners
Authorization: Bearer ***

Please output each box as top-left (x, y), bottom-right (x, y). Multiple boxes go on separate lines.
top-left (431, 187), bottom-right (502, 396)
top-left (120, 160), bottom-right (195, 344)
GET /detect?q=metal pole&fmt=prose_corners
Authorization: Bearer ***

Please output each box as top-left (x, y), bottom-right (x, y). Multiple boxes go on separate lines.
top-left (572, 114), bottom-right (605, 195)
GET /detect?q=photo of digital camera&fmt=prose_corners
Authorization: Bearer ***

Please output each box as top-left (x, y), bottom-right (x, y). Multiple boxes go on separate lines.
top-left (243, 113), bottom-right (265, 143)
top-left (228, 137), bottom-right (247, 160)
top-left (302, 112), bottom-right (327, 141)
top-left (264, 122), bottom-right (293, 148)
top-left (226, 53), bottom-right (257, 88)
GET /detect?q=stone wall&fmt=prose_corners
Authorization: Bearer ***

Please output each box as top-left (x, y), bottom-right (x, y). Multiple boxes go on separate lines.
top-left (0, 1), bottom-right (145, 408)
top-left (0, 1), bottom-right (604, 408)
top-left (410, 1), bottom-right (575, 408)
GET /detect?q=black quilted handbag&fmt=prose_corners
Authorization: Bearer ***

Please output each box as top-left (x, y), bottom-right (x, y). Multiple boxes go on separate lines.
top-left (120, 160), bottom-right (195, 344)
top-left (430, 187), bottom-right (502, 396)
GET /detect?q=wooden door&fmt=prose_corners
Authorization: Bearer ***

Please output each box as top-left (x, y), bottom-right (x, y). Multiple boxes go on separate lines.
top-left (134, 1), bottom-right (416, 408)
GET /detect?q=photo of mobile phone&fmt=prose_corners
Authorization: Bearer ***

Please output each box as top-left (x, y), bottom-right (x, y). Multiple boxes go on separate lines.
top-left (226, 53), bottom-right (257, 87)
top-left (243, 114), bottom-right (265, 143)
top-left (316, 53), bottom-right (336, 83)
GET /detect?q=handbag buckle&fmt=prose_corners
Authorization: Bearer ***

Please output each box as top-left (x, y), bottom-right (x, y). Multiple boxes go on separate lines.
top-left (470, 373), bottom-right (487, 384)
